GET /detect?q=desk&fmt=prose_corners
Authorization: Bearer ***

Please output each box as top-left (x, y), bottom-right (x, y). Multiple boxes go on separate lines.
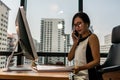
top-left (0, 70), bottom-right (69, 80)
top-left (103, 70), bottom-right (120, 80)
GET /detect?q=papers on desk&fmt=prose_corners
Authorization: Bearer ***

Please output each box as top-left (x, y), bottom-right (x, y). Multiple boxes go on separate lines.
top-left (32, 65), bottom-right (73, 72)
top-left (1, 65), bottom-right (73, 72)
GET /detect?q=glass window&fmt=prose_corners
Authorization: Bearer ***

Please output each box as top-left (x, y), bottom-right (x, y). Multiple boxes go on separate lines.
top-left (0, 0), bottom-right (78, 66)
top-left (27, 0), bottom-right (78, 41)
top-left (83, 0), bottom-right (120, 53)
top-left (27, 0), bottom-right (78, 52)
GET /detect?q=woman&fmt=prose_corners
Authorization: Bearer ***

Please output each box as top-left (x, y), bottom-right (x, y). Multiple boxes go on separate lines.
top-left (68, 12), bottom-right (101, 80)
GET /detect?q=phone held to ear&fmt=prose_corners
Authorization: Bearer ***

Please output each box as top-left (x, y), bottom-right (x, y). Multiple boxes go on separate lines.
top-left (74, 30), bottom-right (82, 39)
top-left (74, 30), bottom-right (79, 37)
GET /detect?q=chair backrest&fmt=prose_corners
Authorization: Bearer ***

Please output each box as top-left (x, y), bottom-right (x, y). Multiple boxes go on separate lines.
top-left (102, 25), bottom-right (120, 67)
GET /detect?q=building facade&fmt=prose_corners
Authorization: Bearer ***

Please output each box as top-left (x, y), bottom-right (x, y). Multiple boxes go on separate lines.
top-left (40, 18), bottom-right (65, 52)
top-left (100, 33), bottom-right (112, 53)
top-left (100, 34), bottom-right (112, 64)
top-left (0, 1), bottom-right (10, 68)
top-left (0, 1), bottom-right (10, 51)
top-left (64, 34), bottom-right (71, 52)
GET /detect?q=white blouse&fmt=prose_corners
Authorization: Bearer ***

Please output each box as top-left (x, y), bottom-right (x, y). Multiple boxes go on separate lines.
top-left (74, 37), bottom-right (89, 80)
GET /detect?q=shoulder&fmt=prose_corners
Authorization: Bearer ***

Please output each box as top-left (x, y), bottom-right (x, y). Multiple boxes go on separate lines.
top-left (88, 33), bottom-right (99, 44)
top-left (89, 33), bottom-right (98, 40)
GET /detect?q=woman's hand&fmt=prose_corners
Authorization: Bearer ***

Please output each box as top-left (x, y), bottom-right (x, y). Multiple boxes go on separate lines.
top-left (72, 31), bottom-right (79, 44)
top-left (72, 66), bottom-right (80, 74)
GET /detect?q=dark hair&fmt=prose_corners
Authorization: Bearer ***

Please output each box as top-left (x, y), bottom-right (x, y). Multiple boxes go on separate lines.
top-left (72, 12), bottom-right (90, 29)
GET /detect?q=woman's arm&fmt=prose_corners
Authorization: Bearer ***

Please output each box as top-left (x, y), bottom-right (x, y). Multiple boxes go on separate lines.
top-left (87, 34), bottom-right (100, 67)
top-left (68, 42), bottom-right (78, 61)
top-left (68, 31), bottom-right (80, 61)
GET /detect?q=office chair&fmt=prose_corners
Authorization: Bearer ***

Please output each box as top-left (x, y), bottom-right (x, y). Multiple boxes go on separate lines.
top-left (98, 25), bottom-right (120, 79)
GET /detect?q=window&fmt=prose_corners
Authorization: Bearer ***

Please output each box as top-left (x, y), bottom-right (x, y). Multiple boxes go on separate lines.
top-left (0, 0), bottom-right (78, 66)
top-left (83, 0), bottom-right (120, 53)
top-left (27, 0), bottom-right (78, 52)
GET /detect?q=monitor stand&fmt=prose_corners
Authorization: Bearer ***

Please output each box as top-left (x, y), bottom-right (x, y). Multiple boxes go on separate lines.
top-left (2, 40), bottom-right (37, 72)
top-left (2, 40), bottom-right (19, 72)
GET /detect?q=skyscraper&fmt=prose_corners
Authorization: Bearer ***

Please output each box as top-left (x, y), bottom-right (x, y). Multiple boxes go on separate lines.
top-left (0, 1), bottom-right (10, 68)
top-left (40, 18), bottom-right (68, 65)
top-left (40, 18), bottom-right (65, 52)
top-left (0, 1), bottom-right (10, 51)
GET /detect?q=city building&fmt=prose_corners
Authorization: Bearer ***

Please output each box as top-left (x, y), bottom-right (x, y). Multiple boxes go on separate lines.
top-left (33, 39), bottom-right (40, 52)
top-left (104, 34), bottom-right (112, 45)
top-left (40, 18), bottom-right (65, 52)
top-left (40, 18), bottom-right (70, 65)
top-left (0, 0), bottom-right (10, 51)
top-left (7, 33), bottom-right (18, 51)
top-left (100, 44), bottom-right (111, 53)
top-left (64, 34), bottom-right (71, 52)
top-left (100, 33), bottom-right (112, 53)
top-left (0, 1), bottom-right (10, 68)
top-left (100, 34), bottom-right (112, 64)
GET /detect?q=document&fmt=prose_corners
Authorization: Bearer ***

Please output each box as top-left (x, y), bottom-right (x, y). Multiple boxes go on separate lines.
top-left (32, 65), bottom-right (74, 72)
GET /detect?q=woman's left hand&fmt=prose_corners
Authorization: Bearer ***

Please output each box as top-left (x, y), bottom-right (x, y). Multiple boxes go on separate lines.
top-left (72, 66), bottom-right (80, 74)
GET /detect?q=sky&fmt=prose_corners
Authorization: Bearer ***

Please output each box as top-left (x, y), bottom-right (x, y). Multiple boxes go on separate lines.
top-left (1, 0), bottom-right (120, 45)
top-left (83, 0), bottom-right (120, 44)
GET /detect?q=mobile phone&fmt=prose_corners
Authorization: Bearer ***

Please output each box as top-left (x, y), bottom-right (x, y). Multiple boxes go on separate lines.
top-left (74, 30), bottom-right (79, 37)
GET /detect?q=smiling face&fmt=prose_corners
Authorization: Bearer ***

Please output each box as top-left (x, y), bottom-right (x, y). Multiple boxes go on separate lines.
top-left (73, 17), bottom-right (89, 35)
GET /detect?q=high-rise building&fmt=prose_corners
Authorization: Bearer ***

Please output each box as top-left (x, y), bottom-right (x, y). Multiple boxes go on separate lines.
top-left (0, 1), bottom-right (10, 51)
top-left (104, 34), bottom-right (111, 45)
top-left (40, 18), bottom-right (71, 65)
top-left (0, 56), bottom-right (6, 68)
top-left (0, 1), bottom-right (10, 68)
top-left (100, 33), bottom-right (112, 53)
top-left (33, 39), bottom-right (40, 52)
top-left (100, 44), bottom-right (111, 53)
top-left (100, 33), bottom-right (111, 64)
top-left (64, 34), bottom-right (71, 52)
top-left (40, 18), bottom-right (65, 52)
top-left (7, 33), bottom-right (18, 51)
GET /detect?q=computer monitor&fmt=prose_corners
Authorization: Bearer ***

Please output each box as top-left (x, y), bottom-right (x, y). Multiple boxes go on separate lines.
top-left (15, 6), bottom-right (38, 61)
top-left (4, 6), bottom-right (38, 71)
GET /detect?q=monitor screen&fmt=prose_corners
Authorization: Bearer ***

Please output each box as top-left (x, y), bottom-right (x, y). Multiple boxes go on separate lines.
top-left (15, 6), bottom-right (38, 61)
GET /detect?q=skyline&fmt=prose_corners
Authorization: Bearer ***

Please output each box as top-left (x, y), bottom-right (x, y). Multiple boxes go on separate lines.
top-left (1, 0), bottom-right (120, 45)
